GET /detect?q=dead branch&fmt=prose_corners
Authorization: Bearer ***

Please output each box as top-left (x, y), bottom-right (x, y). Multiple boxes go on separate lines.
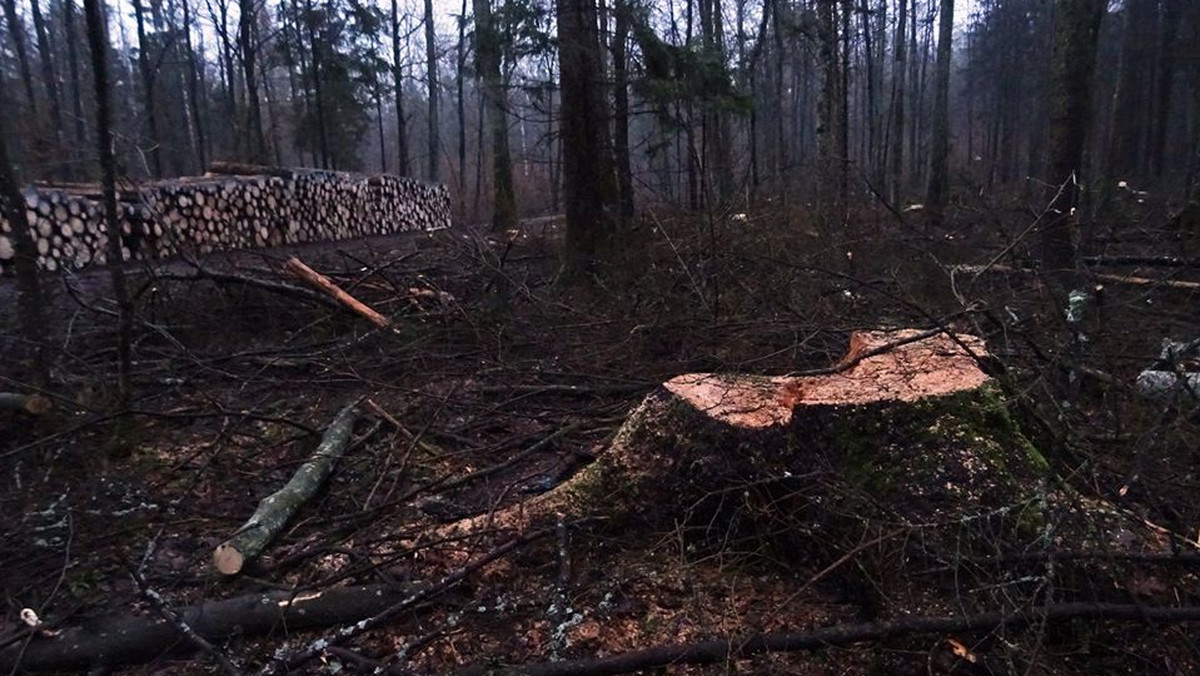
top-left (457, 603), bottom-right (1200, 676)
top-left (952, 263), bottom-right (1200, 291)
top-left (213, 402), bottom-right (361, 575)
top-left (283, 257), bottom-right (392, 328)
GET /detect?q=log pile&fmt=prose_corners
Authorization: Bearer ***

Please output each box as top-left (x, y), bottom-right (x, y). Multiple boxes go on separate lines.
top-left (0, 168), bottom-right (451, 275)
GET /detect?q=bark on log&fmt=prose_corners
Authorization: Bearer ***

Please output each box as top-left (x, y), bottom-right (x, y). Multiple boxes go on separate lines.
top-left (213, 403), bottom-right (360, 575)
top-left (0, 584), bottom-right (418, 673)
top-left (0, 392), bottom-right (52, 414)
top-left (283, 257), bottom-right (392, 329)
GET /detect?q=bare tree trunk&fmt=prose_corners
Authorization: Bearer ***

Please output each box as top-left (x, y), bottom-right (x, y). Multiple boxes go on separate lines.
top-left (1, 0), bottom-right (39, 116)
top-left (612, 0), bottom-right (634, 225)
top-left (392, 0), bottom-right (410, 175)
top-left (456, 0), bottom-right (468, 217)
top-left (558, 0), bottom-right (620, 276)
top-left (0, 76), bottom-right (49, 384)
top-left (425, 0), bottom-right (440, 181)
top-left (474, 0), bottom-right (518, 232)
top-left (29, 0), bottom-right (65, 172)
top-left (1041, 0), bottom-right (1106, 276)
top-left (1149, 0), bottom-right (1181, 179)
top-left (84, 0), bottom-right (134, 410)
top-left (132, 0), bottom-right (163, 176)
top-left (925, 0), bottom-right (953, 223)
top-left (305, 0), bottom-right (331, 168)
top-left (181, 0), bottom-right (208, 171)
top-left (64, 0), bottom-right (87, 156)
top-left (816, 0), bottom-right (844, 222)
top-left (239, 0), bottom-right (267, 163)
top-left (888, 0), bottom-right (907, 204)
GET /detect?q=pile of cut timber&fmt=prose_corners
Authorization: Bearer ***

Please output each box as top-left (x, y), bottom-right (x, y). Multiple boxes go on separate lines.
top-left (0, 165), bottom-right (450, 275)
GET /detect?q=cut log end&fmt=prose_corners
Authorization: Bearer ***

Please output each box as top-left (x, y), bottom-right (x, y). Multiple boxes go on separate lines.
top-left (663, 330), bottom-right (990, 429)
top-left (212, 543), bottom-right (245, 576)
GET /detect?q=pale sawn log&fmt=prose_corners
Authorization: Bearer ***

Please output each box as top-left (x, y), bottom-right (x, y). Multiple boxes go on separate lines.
top-left (0, 584), bottom-right (419, 673)
top-left (212, 402), bottom-right (361, 575)
top-left (283, 257), bottom-right (392, 329)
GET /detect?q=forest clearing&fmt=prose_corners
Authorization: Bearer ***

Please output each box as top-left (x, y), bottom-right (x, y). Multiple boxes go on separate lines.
top-left (2, 0), bottom-right (1200, 671)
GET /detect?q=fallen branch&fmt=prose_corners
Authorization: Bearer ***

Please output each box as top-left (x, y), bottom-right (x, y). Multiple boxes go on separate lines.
top-left (0, 584), bottom-right (419, 673)
top-left (0, 393), bottom-right (52, 415)
top-left (213, 402), bottom-right (361, 575)
top-left (457, 603), bottom-right (1200, 676)
top-left (953, 264), bottom-right (1200, 291)
top-left (284, 257), bottom-right (392, 328)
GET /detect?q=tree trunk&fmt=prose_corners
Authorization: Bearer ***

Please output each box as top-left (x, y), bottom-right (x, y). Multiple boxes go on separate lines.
top-left (474, 0), bottom-right (518, 232)
top-left (181, 0), bottom-right (208, 171)
top-left (29, 0), bottom-right (65, 170)
top-left (925, 0), bottom-right (953, 223)
top-left (816, 0), bottom-right (843, 222)
top-left (888, 0), bottom-right (906, 204)
top-left (391, 0), bottom-right (410, 175)
top-left (1041, 0), bottom-right (1106, 276)
top-left (84, 0), bottom-right (133, 409)
top-left (239, 0), bottom-right (267, 163)
top-left (64, 0), bottom-right (87, 157)
top-left (558, 0), bottom-right (620, 276)
top-left (456, 0), bottom-right (468, 217)
top-left (131, 0), bottom-right (163, 176)
top-left (305, 0), bottom-right (331, 168)
top-left (425, 0), bottom-right (440, 181)
top-left (612, 0), bottom-right (634, 225)
top-left (1148, 0), bottom-right (1181, 178)
top-left (1, 0), bottom-right (39, 116)
top-left (0, 76), bottom-right (49, 384)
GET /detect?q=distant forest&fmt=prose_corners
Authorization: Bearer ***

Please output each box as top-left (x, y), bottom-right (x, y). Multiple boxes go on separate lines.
top-left (1, 0), bottom-right (1197, 225)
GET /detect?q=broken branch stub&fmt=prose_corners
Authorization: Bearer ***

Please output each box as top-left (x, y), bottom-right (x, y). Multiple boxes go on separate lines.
top-left (213, 403), bottom-right (361, 576)
top-left (447, 330), bottom-right (1046, 553)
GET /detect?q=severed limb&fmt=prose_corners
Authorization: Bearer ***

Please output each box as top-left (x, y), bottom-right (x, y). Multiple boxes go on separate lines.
top-left (283, 257), bottom-right (392, 328)
top-left (212, 402), bottom-right (361, 576)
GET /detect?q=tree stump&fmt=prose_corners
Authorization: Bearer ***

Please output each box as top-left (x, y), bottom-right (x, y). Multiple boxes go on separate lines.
top-left (450, 329), bottom-right (1048, 558)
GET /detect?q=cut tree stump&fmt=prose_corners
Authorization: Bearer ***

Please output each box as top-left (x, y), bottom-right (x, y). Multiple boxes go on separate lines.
top-left (445, 329), bottom-right (1048, 555)
top-left (213, 402), bottom-right (361, 575)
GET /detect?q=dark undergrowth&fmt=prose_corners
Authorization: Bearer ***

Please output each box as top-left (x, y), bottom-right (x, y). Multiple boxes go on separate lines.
top-left (1, 192), bottom-right (1198, 674)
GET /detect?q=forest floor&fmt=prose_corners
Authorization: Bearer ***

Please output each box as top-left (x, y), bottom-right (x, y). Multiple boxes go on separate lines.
top-left (2, 191), bottom-right (1199, 675)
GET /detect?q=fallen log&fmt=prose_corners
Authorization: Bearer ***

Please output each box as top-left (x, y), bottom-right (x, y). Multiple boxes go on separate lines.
top-left (0, 584), bottom-right (418, 673)
top-left (213, 402), bottom-right (360, 575)
top-left (456, 602), bottom-right (1200, 676)
top-left (283, 257), bottom-right (392, 329)
top-left (0, 393), bottom-right (52, 414)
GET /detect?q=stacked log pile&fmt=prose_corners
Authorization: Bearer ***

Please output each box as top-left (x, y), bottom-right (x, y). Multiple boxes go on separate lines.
top-left (0, 167), bottom-right (450, 275)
